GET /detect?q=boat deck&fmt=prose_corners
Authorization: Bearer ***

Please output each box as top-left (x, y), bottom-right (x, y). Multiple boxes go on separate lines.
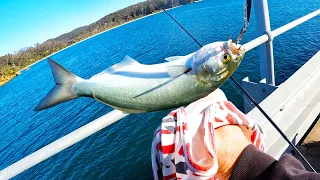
top-left (303, 117), bottom-right (320, 144)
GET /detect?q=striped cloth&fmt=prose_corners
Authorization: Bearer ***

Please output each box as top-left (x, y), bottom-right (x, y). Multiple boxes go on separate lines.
top-left (151, 90), bottom-right (265, 180)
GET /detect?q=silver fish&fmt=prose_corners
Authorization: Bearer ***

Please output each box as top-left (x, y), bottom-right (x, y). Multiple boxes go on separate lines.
top-left (35, 40), bottom-right (245, 113)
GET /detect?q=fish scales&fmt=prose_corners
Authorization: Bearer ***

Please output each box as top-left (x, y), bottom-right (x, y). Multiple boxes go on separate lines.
top-left (76, 72), bottom-right (213, 112)
top-left (35, 40), bottom-right (245, 113)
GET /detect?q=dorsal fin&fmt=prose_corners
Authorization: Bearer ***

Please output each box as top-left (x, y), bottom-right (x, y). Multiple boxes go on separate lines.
top-left (91, 55), bottom-right (140, 78)
top-left (113, 55), bottom-right (140, 70)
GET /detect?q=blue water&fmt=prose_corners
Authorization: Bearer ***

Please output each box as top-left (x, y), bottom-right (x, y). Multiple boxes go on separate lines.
top-left (0, 0), bottom-right (319, 179)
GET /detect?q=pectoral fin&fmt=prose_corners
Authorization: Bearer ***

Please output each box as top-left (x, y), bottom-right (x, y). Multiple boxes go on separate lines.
top-left (133, 64), bottom-right (191, 99)
top-left (133, 77), bottom-right (178, 98)
top-left (166, 65), bottom-right (191, 78)
top-left (165, 56), bottom-right (184, 62)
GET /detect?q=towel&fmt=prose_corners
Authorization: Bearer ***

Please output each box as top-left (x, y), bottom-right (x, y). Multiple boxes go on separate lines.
top-left (151, 89), bottom-right (265, 180)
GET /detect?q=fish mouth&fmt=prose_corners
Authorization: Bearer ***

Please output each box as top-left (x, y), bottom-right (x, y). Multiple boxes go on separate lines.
top-left (226, 40), bottom-right (245, 58)
top-left (228, 40), bottom-right (241, 53)
top-left (213, 69), bottom-right (229, 82)
top-left (196, 68), bottom-right (229, 84)
top-left (215, 68), bottom-right (227, 76)
top-left (236, 48), bottom-right (245, 57)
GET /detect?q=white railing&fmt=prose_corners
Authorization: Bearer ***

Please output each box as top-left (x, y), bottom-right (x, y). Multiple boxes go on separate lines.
top-left (0, 3), bottom-right (319, 180)
top-left (0, 110), bottom-right (127, 180)
top-left (243, 8), bottom-right (320, 51)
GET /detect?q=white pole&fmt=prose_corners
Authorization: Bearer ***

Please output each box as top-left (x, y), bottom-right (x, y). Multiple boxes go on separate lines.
top-left (254, 0), bottom-right (275, 85)
top-left (272, 9), bottom-right (320, 38)
top-left (243, 34), bottom-right (269, 52)
top-left (0, 110), bottom-right (128, 180)
top-left (243, 9), bottom-right (320, 52)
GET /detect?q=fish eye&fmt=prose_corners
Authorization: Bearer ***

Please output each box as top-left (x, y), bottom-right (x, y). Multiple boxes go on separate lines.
top-left (222, 53), bottom-right (231, 64)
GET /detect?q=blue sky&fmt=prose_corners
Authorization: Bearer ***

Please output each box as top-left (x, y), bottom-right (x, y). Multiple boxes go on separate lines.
top-left (0, 0), bottom-right (144, 56)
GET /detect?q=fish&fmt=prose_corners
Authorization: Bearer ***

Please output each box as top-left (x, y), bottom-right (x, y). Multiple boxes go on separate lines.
top-left (34, 40), bottom-right (245, 113)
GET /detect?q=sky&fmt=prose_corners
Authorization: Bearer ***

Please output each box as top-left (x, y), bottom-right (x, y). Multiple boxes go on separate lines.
top-left (0, 0), bottom-right (145, 56)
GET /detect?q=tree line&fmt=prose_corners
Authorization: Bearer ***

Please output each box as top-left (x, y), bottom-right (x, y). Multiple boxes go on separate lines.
top-left (0, 0), bottom-right (196, 84)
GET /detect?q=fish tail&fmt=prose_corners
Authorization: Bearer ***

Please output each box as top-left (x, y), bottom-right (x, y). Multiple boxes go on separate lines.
top-left (34, 58), bottom-right (81, 111)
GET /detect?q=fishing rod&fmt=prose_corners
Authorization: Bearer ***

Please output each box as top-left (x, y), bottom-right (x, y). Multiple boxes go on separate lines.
top-left (151, 0), bottom-right (316, 172)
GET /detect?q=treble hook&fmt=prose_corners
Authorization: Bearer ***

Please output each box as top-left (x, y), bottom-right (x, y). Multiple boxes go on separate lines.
top-left (236, 0), bottom-right (252, 44)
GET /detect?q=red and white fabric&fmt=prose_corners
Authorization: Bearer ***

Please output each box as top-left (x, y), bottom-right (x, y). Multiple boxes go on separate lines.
top-left (151, 89), bottom-right (265, 180)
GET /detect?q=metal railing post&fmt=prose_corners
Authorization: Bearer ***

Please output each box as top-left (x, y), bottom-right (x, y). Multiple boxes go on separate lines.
top-left (254, 0), bottom-right (275, 85)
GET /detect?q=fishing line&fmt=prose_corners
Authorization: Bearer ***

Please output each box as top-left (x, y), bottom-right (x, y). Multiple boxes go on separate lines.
top-left (229, 75), bottom-right (316, 172)
top-left (164, 0), bottom-right (176, 58)
top-left (144, 18), bottom-right (155, 52)
top-left (226, 79), bottom-right (255, 110)
top-left (152, 0), bottom-right (316, 172)
top-left (152, 0), bottom-right (202, 47)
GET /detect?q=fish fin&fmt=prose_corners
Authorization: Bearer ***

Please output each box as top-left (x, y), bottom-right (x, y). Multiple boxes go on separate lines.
top-left (166, 65), bottom-right (191, 78)
top-left (114, 55), bottom-right (140, 70)
top-left (133, 88), bottom-right (156, 99)
top-left (132, 64), bottom-right (190, 99)
top-left (109, 105), bottom-right (146, 114)
top-left (133, 77), bottom-right (177, 98)
top-left (95, 97), bottom-right (146, 113)
top-left (91, 55), bottom-right (140, 78)
top-left (34, 58), bottom-right (81, 111)
top-left (165, 56), bottom-right (184, 62)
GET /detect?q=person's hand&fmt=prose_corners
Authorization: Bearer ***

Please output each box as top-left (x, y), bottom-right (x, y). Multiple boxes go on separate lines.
top-left (186, 89), bottom-right (250, 180)
top-left (214, 125), bottom-right (250, 180)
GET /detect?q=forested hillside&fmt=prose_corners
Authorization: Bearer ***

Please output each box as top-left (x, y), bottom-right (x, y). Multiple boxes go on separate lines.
top-left (0, 0), bottom-right (196, 85)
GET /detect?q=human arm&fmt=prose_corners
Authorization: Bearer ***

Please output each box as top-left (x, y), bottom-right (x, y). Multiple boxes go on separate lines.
top-left (214, 126), bottom-right (320, 180)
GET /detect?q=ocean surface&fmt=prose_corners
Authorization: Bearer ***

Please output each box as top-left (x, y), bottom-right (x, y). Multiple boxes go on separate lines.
top-left (0, 0), bottom-right (319, 179)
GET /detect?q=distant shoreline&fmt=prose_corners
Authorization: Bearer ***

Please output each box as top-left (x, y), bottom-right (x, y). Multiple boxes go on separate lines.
top-left (0, 0), bottom-right (203, 87)
top-left (21, 11), bottom-right (163, 71)
top-left (0, 10), bottom-right (163, 86)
